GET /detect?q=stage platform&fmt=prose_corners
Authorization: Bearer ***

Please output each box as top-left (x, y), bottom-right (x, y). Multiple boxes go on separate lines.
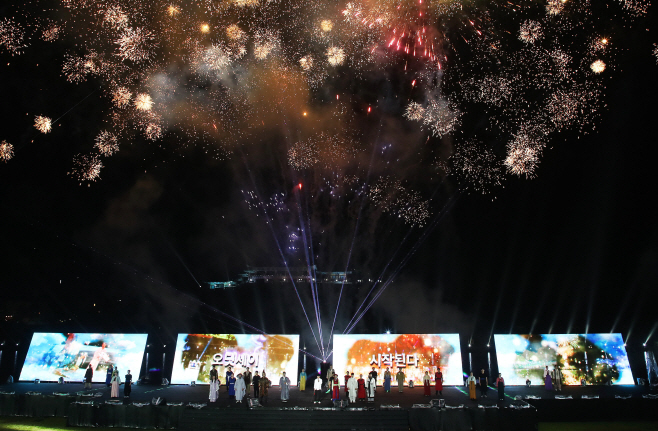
top-left (1, 382), bottom-right (656, 430)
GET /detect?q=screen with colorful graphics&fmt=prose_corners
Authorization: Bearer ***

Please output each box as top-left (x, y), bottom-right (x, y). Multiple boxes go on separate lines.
top-left (494, 333), bottom-right (633, 385)
top-left (170, 334), bottom-right (299, 385)
top-left (19, 333), bottom-right (147, 382)
top-left (332, 334), bottom-right (462, 385)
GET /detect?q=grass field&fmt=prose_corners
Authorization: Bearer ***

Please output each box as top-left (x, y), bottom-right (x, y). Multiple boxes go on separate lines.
top-left (2, 417), bottom-right (658, 430)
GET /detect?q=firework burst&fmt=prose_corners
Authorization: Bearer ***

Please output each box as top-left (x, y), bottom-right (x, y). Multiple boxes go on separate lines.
top-left (519, 20), bottom-right (542, 44)
top-left (326, 46), bottom-right (346, 66)
top-left (34, 116), bottom-right (53, 134)
top-left (112, 87), bottom-right (132, 108)
top-left (134, 93), bottom-right (153, 111)
top-left (590, 59), bottom-right (606, 74)
top-left (0, 18), bottom-right (26, 55)
top-left (69, 154), bottom-right (103, 184)
top-left (116, 27), bottom-right (156, 62)
top-left (94, 131), bottom-right (120, 156)
top-left (404, 102), bottom-right (425, 121)
top-left (0, 140), bottom-right (14, 162)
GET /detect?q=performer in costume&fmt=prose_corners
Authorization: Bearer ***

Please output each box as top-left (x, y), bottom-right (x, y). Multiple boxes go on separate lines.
top-left (105, 364), bottom-right (113, 387)
top-left (228, 374), bottom-right (236, 398)
top-left (331, 373), bottom-right (341, 401)
top-left (124, 370), bottom-right (132, 398)
top-left (252, 371), bottom-right (260, 399)
top-left (479, 369), bottom-right (489, 398)
top-left (396, 369), bottom-right (405, 393)
top-left (326, 367), bottom-right (334, 388)
top-left (383, 367), bottom-right (392, 392)
top-left (84, 365), bottom-right (93, 389)
top-left (299, 368), bottom-right (307, 391)
top-left (467, 372), bottom-right (477, 400)
top-left (423, 371), bottom-right (431, 396)
top-left (243, 367), bottom-right (252, 397)
top-left (544, 369), bottom-right (553, 391)
top-left (347, 372), bottom-right (357, 403)
top-left (367, 372), bottom-right (376, 403)
top-left (371, 367), bottom-right (378, 387)
top-left (553, 367), bottom-right (562, 392)
top-left (235, 373), bottom-right (246, 403)
top-left (110, 368), bottom-right (121, 398)
top-left (344, 371), bottom-right (350, 396)
top-left (495, 373), bottom-right (505, 401)
top-left (357, 374), bottom-right (366, 401)
top-left (313, 376), bottom-right (323, 404)
top-left (280, 372), bottom-right (291, 402)
top-left (225, 366), bottom-right (234, 391)
top-left (259, 371), bottom-right (270, 405)
top-left (435, 367), bottom-right (444, 396)
top-left (209, 365), bottom-right (219, 402)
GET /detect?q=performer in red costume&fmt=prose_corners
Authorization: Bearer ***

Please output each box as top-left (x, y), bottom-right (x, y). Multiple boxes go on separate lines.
top-left (435, 367), bottom-right (444, 396)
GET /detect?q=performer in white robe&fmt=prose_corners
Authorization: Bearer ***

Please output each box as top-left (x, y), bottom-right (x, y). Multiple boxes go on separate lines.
top-left (209, 365), bottom-right (219, 402)
top-left (367, 373), bottom-right (376, 403)
top-left (347, 372), bottom-right (358, 403)
top-left (110, 369), bottom-right (121, 398)
top-left (279, 372), bottom-right (291, 402)
top-left (234, 373), bottom-right (246, 403)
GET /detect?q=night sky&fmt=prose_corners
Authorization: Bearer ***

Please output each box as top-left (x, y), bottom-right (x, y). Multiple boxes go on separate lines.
top-left (1, 0), bottom-right (657, 379)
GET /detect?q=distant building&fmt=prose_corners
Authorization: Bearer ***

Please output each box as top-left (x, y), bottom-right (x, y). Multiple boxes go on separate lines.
top-left (207, 266), bottom-right (358, 289)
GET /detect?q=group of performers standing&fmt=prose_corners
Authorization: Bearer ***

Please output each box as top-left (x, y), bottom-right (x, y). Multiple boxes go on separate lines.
top-left (466, 369), bottom-right (505, 401)
top-left (204, 365), bottom-right (454, 405)
top-left (81, 364), bottom-right (132, 399)
top-left (208, 365), bottom-right (278, 405)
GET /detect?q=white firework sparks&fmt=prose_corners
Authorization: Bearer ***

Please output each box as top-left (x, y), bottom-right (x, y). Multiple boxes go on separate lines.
top-left (299, 55), bottom-right (313, 71)
top-left (143, 122), bottom-right (163, 141)
top-left (94, 131), bottom-right (119, 156)
top-left (34, 116), bottom-right (52, 134)
top-left (0, 140), bottom-right (14, 162)
top-left (70, 154), bottom-right (103, 184)
top-left (116, 27), bottom-right (155, 62)
top-left (423, 100), bottom-right (462, 138)
top-left (226, 24), bottom-right (246, 41)
top-left (0, 18), bottom-right (26, 55)
top-left (112, 87), bottom-right (132, 108)
top-left (504, 129), bottom-right (546, 178)
top-left (590, 59), bottom-right (606, 73)
top-left (232, 0), bottom-right (258, 6)
top-left (519, 20), bottom-right (542, 44)
top-left (196, 44), bottom-right (231, 74)
top-left (134, 93), bottom-right (153, 111)
top-left (404, 102), bottom-right (425, 121)
top-left (505, 145), bottom-right (540, 178)
top-left (41, 25), bottom-right (61, 42)
top-left (546, 0), bottom-right (565, 15)
top-left (288, 138), bottom-right (319, 169)
top-left (320, 20), bottom-right (334, 33)
top-left (104, 5), bottom-right (129, 30)
top-left (254, 30), bottom-right (278, 60)
top-left (326, 46), bottom-right (345, 66)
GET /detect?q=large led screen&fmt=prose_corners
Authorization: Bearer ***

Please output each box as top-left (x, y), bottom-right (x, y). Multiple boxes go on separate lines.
top-left (494, 333), bottom-right (633, 385)
top-left (171, 334), bottom-right (299, 385)
top-left (332, 334), bottom-right (462, 386)
top-left (19, 333), bottom-right (148, 382)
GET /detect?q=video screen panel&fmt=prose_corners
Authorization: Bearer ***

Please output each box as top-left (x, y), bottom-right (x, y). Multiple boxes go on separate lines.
top-left (494, 333), bottom-right (633, 385)
top-left (171, 334), bottom-right (299, 385)
top-left (332, 334), bottom-right (462, 385)
top-left (19, 333), bottom-right (148, 382)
